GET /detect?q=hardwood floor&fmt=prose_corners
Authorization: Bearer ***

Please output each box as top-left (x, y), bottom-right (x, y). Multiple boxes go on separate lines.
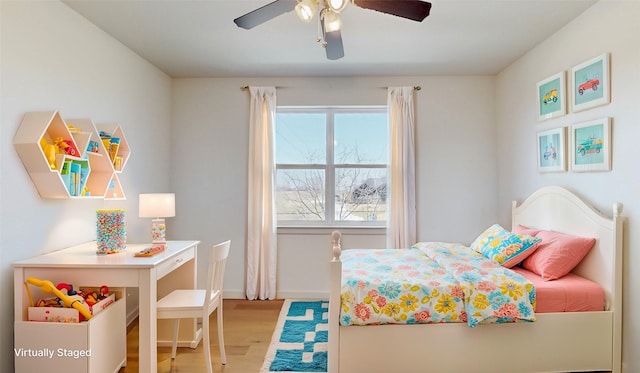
top-left (119, 299), bottom-right (284, 373)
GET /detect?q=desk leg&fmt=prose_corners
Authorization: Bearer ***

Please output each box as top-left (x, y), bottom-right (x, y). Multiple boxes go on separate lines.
top-left (14, 268), bottom-right (26, 323)
top-left (138, 268), bottom-right (157, 373)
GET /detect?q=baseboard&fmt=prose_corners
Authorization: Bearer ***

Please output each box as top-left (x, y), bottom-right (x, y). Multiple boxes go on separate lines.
top-left (223, 289), bottom-right (329, 300)
top-left (275, 290), bottom-right (329, 300)
top-left (223, 290), bottom-right (247, 299)
top-left (126, 306), bottom-right (138, 326)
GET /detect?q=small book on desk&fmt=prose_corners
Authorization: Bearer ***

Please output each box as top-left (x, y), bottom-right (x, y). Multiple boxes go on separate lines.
top-left (134, 245), bottom-right (166, 257)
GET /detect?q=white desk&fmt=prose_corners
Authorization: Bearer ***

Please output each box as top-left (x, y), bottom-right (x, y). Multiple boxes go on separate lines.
top-left (13, 240), bottom-right (201, 373)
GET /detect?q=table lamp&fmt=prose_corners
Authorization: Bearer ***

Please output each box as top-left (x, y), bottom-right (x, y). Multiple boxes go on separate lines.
top-left (139, 193), bottom-right (175, 245)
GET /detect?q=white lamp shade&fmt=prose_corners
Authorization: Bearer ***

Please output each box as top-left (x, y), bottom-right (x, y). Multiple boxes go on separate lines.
top-left (323, 10), bottom-right (342, 32)
top-left (295, 0), bottom-right (317, 22)
top-left (327, 0), bottom-right (348, 13)
top-left (139, 193), bottom-right (176, 218)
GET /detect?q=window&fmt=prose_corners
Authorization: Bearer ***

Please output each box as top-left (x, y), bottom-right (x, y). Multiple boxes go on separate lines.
top-left (275, 106), bottom-right (388, 226)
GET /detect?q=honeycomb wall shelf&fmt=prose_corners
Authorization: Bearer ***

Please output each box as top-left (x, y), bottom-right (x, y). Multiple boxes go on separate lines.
top-left (14, 111), bottom-right (130, 200)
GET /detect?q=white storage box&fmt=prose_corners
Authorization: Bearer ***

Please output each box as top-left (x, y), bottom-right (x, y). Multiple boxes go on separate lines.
top-left (27, 292), bottom-right (116, 322)
top-left (15, 290), bottom-right (126, 373)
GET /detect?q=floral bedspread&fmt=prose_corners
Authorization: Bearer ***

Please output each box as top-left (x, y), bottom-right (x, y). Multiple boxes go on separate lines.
top-left (340, 242), bottom-right (536, 327)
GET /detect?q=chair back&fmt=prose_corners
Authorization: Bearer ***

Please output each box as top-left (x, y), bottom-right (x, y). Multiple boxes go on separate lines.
top-left (205, 240), bottom-right (230, 308)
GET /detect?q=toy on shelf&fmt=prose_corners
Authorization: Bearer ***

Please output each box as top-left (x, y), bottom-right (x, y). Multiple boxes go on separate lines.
top-left (54, 137), bottom-right (80, 157)
top-left (39, 138), bottom-right (58, 170)
top-left (109, 138), bottom-right (120, 164)
top-left (99, 131), bottom-right (121, 164)
top-left (87, 140), bottom-right (100, 153)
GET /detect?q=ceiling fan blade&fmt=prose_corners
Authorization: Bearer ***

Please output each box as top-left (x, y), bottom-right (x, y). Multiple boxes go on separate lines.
top-left (233, 0), bottom-right (297, 29)
top-left (324, 29), bottom-right (345, 60)
top-left (353, 0), bottom-right (432, 22)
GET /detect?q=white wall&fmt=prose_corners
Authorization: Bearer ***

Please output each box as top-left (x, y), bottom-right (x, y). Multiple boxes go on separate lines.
top-left (171, 76), bottom-right (498, 298)
top-left (496, 1), bottom-right (640, 371)
top-left (0, 1), bottom-right (172, 371)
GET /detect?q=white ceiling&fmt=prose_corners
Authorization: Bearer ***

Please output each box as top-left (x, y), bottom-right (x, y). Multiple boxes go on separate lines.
top-left (62, 0), bottom-right (596, 78)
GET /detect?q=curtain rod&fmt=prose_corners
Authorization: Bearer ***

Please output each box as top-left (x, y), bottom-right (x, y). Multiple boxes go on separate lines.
top-left (241, 85), bottom-right (421, 90)
top-left (240, 85), bottom-right (285, 90)
top-left (381, 86), bottom-right (421, 90)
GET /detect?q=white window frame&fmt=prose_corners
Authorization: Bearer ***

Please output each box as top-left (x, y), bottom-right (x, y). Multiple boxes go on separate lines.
top-left (276, 105), bottom-right (388, 228)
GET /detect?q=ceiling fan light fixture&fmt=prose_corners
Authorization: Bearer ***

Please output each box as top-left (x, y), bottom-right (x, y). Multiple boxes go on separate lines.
top-left (327, 0), bottom-right (348, 13)
top-left (323, 9), bottom-right (342, 32)
top-left (295, 0), bottom-right (318, 22)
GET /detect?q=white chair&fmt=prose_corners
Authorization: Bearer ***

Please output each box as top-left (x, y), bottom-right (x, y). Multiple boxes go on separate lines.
top-left (157, 240), bottom-right (230, 372)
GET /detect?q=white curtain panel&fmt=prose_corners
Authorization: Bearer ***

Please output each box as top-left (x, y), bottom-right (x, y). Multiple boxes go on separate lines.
top-left (246, 86), bottom-right (277, 300)
top-left (387, 87), bottom-right (417, 249)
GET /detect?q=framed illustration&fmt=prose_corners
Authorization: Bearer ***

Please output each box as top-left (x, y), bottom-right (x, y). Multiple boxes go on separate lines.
top-left (570, 118), bottom-right (611, 172)
top-left (571, 53), bottom-right (610, 112)
top-left (536, 71), bottom-right (566, 121)
top-left (537, 127), bottom-right (566, 172)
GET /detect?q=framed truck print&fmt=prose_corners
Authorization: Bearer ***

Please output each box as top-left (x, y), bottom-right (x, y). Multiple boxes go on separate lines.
top-left (570, 118), bottom-right (611, 172)
top-left (571, 53), bottom-right (610, 112)
top-left (537, 127), bottom-right (566, 172)
top-left (536, 71), bottom-right (566, 121)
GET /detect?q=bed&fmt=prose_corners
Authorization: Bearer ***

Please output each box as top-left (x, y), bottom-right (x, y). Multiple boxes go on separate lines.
top-left (328, 186), bottom-right (623, 373)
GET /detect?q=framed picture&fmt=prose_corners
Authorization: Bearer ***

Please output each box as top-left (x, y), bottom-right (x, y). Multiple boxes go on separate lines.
top-left (536, 71), bottom-right (566, 121)
top-left (570, 118), bottom-right (611, 172)
top-left (537, 127), bottom-right (566, 172)
top-left (571, 53), bottom-right (610, 112)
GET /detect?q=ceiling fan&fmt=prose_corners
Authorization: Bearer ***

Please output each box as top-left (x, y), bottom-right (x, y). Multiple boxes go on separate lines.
top-left (233, 0), bottom-right (432, 60)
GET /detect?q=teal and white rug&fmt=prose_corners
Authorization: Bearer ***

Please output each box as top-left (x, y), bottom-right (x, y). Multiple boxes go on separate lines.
top-left (260, 299), bottom-right (329, 372)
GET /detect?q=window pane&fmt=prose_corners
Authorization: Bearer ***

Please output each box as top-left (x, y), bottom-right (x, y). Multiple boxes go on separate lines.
top-left (334, 113), bottom-right (387, 164)
top-left (276, 169), bottom-right (325, 221)
top-left (335, 168), bottom-right (387, 222)
top-left (276, 113), bottom-right (326, 164)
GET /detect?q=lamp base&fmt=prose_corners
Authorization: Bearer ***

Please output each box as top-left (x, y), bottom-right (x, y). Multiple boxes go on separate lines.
top-left (151, 218), bottom-right (166, 244)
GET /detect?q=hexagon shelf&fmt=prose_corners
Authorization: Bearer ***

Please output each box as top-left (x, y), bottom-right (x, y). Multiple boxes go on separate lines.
top-left (14, 111), bottom-right (129, 199)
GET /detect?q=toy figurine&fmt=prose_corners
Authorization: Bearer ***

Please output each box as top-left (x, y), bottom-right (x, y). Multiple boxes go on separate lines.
top-left (99, 285), bottom-right (110, 300)
top-left (56, 282), bottom-right (91, 320)
top-left (54, 137), bottom-right (80, 157)
top-left (40, 138), bottom-right (57, 170)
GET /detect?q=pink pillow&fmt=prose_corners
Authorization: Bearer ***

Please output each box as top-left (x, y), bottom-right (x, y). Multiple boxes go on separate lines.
top-left (512, 225), bottom-right (541, 237)
top-left (521, 230), bottom-right (596, 281)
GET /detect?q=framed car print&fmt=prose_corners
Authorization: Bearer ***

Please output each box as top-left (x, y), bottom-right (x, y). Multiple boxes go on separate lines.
top-left (570, 118), bottom-right (611, 172)
top-left (537, 127), bottom-right (566, 172)
top-left (536, 71), bottom-right (566, 121)
top-left (571, 53), bottom-right (610, 112)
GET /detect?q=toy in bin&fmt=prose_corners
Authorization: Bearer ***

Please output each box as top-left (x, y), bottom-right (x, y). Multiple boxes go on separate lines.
top-left (78, 285), bottom-right (111, 306)
top-left (26, 277), bottom-right (115, 322)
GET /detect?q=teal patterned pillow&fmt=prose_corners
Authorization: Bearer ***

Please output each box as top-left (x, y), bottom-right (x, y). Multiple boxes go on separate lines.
top-left (470, 224), bottom-right (541, 268)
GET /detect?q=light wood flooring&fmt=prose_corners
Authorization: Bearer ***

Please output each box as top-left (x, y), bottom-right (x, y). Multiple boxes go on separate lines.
top-left (119, 299), bottom-right (284, 373)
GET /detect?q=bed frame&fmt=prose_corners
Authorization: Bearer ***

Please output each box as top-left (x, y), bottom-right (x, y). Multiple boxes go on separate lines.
top-left (328, 186), bottom-right (623, 373)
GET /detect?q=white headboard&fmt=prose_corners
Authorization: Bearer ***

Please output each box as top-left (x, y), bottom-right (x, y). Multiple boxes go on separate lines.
top-left (511, 185), bottom-right (623, 312)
